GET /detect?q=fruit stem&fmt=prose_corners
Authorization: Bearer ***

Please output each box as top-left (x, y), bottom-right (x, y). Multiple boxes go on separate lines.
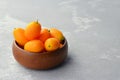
top-left (36, 19), bottom-right (39, 24)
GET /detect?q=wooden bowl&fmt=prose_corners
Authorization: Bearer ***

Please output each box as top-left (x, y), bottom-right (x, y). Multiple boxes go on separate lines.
top-left (12, 39), bottom-right (68, 70)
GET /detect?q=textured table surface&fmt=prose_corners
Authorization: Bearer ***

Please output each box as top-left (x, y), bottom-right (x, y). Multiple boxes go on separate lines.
top-left (0, 0), bottom-right (120, 80)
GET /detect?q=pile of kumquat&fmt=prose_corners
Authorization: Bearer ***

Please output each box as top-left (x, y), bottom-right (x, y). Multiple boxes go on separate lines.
top-left (13, 21), bottom-right (65, 53)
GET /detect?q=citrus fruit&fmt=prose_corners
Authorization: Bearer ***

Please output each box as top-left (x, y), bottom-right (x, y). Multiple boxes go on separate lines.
top-left (25, 21), bottom-right (41, 40)
top-left (59, 43), bottom-right (64, 48)
top-left (13, 28), bottom-right (28, 46)
top-left (44, 38), bottom-right (60, 52)
top-left (24, 40), bottom-right (44, 53)
top-left (39, 28), bottom-right (51, 43)
top-left (49, 28), bottom-right (64, 42)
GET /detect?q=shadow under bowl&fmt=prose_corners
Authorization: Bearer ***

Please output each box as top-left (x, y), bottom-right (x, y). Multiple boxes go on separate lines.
top-left (12, 39), bottom-right (68, 70)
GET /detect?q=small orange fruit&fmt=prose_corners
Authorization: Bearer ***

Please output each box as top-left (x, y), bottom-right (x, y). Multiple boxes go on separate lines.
top-left (49, 28), bottom-right (64, 42)
top-left (59, 44), bottom-right (63, 48)
top-left (13, 28), bottom-right (28, 46)
top-left (39, 28), bottom-right (51, 43)
top-left (25, 21), bottom-right (41, 40)
top-left (44, 38), bottom-right (60, 52)
top-left (24, 40), bottom-right (44, 53)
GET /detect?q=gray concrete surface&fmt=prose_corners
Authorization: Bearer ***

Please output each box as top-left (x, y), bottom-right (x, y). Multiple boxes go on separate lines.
top-left (0, 0), bottom-right (120, 80)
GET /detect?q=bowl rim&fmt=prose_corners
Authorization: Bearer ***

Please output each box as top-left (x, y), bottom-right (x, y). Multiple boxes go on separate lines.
top-left (13, 38), bottom-right (67, 55)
